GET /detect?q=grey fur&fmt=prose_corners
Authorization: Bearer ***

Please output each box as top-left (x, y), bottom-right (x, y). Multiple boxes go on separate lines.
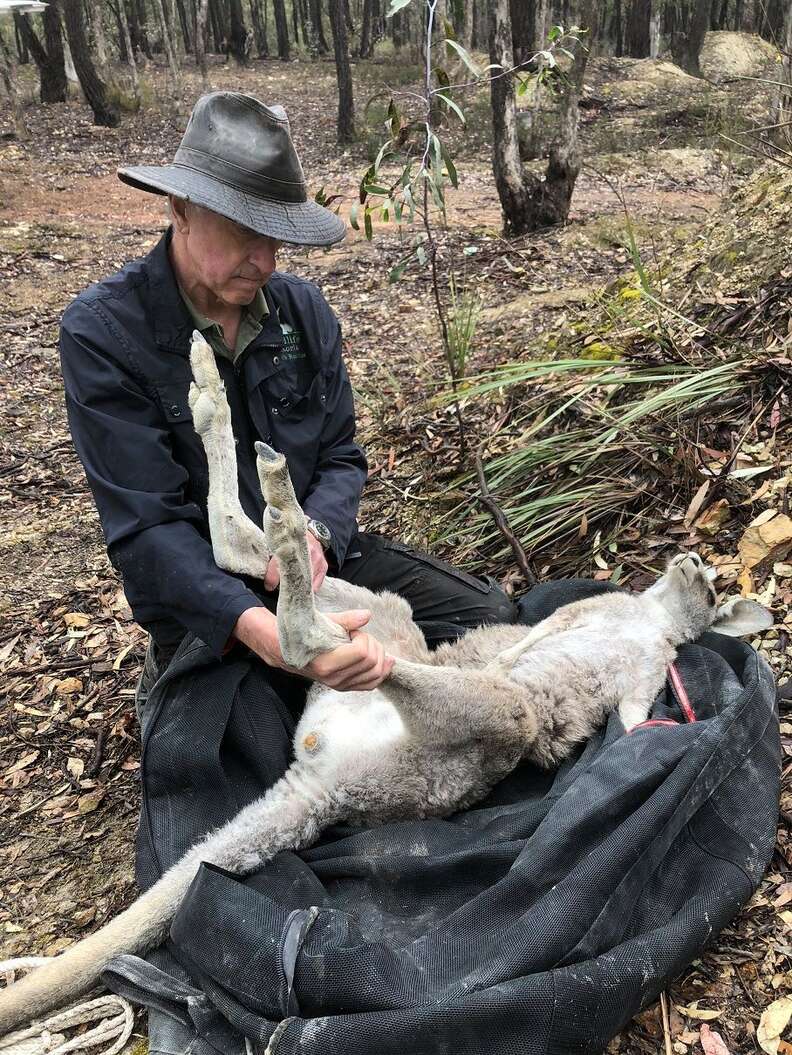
top-left (0, 338), bottom-right (771, 1036)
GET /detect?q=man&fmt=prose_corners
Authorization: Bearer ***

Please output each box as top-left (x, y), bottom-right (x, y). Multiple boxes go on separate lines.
top-left (60, 91), bottom-right (516, 1050)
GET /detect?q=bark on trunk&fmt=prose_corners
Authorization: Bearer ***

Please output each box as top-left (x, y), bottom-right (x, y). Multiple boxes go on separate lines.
top-left (228, 0), bottom-right (249, 62)
top-left (309, 0), bottom-right (329, 53)
top-left (16, 9), bottom-right (67, 102)
top-left (776, 0), bottom-right (792, 147)
top-left (90, 0), bottom-right (110, 71)
top-left (613, 0), bottom-right (623, 56)
top-left (152, 0), bottom-right (182, 95)
top-left (670, 0), bottom-right (708, 76)
top-left (0, 28), bottom-right (27, 138)
top-left (460, 0), bottom-right (473, 50)
top-left (273, 0), bottom-right (290, 57)
top-left (359, 0), bottom-right (373, 57)
top-left (116, 0), bottom-right (140, 100)
top-left (625, 0), bottom-right (650, 57)
top-left (510, 0), bottom-right (535, 66)
top-left (194, 0), bottom-right (210, 83)
top-left (490, 0), bottom-right (593, 235)
top-left (61, 0), bottom-right (120, 125)
top-left (328, 0), bottom-right (354, 143)
top-left (250, 0), bottom-right (269, 55)
top-left (175, 0), bottom-right (192, 50)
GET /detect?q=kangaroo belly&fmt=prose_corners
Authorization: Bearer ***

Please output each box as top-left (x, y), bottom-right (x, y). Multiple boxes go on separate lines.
top-left (295, 688), bottom-right (408, 773)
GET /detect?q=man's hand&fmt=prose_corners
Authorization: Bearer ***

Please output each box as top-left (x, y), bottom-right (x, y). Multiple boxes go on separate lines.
top-left (232, 606), bottom-right (394, 691)
top-left (263, 531), bottom-right (328, 593)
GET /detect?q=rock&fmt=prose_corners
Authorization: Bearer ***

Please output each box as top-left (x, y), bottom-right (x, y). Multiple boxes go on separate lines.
top-left (700, 31), bottom-right (781, 84)
top-left (738, 512), bottom-right (792, 573)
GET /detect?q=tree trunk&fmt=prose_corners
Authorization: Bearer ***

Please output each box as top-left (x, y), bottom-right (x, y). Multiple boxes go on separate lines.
top-left (625, 0), bottom-right (650, 57)
top-left (670, 0), bottom-right (708, 75)
top-left (61, 0), bottom-right (120, 125)
top-left (134, 0), bottom-right (153, 57)
top-left (0, 28), bottom-right (27, 138)
top-left (228, 0), bottom-right (248, 61)
top-left (273, 0), bottom-right (290, 57)
top-left (489, 0), bottom-right (593, 235)
top-left (152, 0), bottom-right (182, 94)
top-left (511, 0), bottom-right (535, 66)
top-left (14, 15), bottom-right (29, 63)
top-left (16, 8), bottom-right (68, 102)
top-left (359, 0), bottom-right (373, 56)
top-left (613, 0), bottom-right (623, 56)
top-left (328, 0), bottom-right (354, 143)
top-left (776, 0), bottom-right (792, 148)
top-left (534, 0), bottom-right (549, 47)
top-left (90, 0), bottom-right (110, 71)
top-left (250, 0), bottom-right (269, 55)
top-left (292, 0), bottom-right (300, 45)
top-left (308, 0), bottom-right (329, 52)
top-left (208, 0), bottom-right (224, 51)
top-left (460, 0), bottom-right (473, 50)
top-left (116, 0), bottom-right (140, 99)
top-left (194, 0), bottom-right (210, 82)
top-left (175, 0), bottom-right (192, 50)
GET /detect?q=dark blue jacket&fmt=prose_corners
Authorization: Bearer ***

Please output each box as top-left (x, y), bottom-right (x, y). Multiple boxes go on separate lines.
top-left (60, 229), bottom-right (367, 657)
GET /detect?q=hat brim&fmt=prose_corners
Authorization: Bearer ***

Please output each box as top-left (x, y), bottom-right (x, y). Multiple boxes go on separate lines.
top-left (117, 164), bottom-right (346, 248)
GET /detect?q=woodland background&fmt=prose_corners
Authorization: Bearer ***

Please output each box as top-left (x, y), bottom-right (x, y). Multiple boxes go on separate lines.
top-left (0, 0), bottom-right (791, 1051)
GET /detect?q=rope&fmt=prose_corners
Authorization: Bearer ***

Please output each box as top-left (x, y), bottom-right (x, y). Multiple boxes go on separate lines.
top-left (0, 959), bottom-right (135, 1055)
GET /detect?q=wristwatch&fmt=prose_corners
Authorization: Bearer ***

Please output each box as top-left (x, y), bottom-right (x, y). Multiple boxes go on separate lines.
top-left (306, 517), bottom-right (332, 550)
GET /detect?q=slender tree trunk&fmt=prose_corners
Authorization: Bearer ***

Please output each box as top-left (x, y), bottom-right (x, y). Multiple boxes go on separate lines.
top-left (116, 0), bottom-right (140, 100)
top-left (328, 0), bottom-right (354, 143)
top-left (152, 0), bottom-right (182, 95)
top-left (534, 0), bottom-right (549, 46)
top-left (16, 9), bottom-right (68, 102)
top-left (613, 0), bottom-right (623, 56)
top-left (61, 0), bottom-right (120, 125)
top-left (776, 0), bottom-right (792, 147)
top-left (625, 0), bottom-right (650, 57)
top-left (308, 0), bottom-right (329, 52)
top-left (359, 0), bottom-right (373, 56)
top-left (194, 0), bottom-right (210, 82)
top-left (490, 0), bottom-right (593, 235)
top-left (250, 0), bottom-right (269, 54)
top-left (90, 0), bottom-right (110, 71)
top-left (135, 0), bottom-right (153, 57)
top-left (175, 0), bottom-right (192, 49)
top-left (460, 0), bottom-right (473, 50)
top-left (14, 16), bottom-right (29, 63)
top-left (208, 0), bottom-right (224, 51)
top-left (292, 0), bottom-right (300, 45)
top-left (670, 0), bottom-right (708, 75)
top-left (43, 0), bottom-right (68, 98)
top-left (273, 0), bottom-right (290, 57)
top-left (0, 27), bottom-right (27, 138)
top-left (510, 0), bottom-right (535, 65)
top-left (228, 0), bottom-right (248, 61)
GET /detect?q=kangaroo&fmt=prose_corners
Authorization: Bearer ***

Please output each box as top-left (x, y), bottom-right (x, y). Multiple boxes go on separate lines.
top-left (0, 334), bottom-right (771, 1036)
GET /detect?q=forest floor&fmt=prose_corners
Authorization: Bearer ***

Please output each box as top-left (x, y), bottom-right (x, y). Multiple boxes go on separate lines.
top-left (0, 48), bottom-right (790, 1054)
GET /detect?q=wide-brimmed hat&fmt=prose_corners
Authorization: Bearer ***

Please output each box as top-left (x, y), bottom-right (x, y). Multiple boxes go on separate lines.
top-left (118, 92), bottom-right (346, 247)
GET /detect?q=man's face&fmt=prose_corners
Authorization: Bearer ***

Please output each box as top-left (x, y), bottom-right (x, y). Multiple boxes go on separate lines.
top-left (172, 200), bottom-right (283, 307)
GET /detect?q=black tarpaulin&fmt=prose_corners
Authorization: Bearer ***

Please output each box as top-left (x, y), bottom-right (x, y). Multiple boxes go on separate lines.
top-left (105, 582), bottom-right (780, 1055)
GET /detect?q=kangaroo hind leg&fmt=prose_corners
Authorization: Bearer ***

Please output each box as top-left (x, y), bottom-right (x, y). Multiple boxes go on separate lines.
top-left (255, 441), bottom-right (348, 667)
top-left (189, 331), bottom-right (271, 578)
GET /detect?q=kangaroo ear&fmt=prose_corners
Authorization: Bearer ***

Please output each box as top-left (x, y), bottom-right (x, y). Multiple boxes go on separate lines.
top-left (711, 597), bottom-right (773, 637)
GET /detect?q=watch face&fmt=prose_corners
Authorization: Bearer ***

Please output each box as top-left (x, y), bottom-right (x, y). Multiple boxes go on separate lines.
top-left (310, 519), bottom-right (331, 544)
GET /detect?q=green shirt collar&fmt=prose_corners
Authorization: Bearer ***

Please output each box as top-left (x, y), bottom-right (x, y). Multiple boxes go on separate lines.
top-left (178, 285), bottom-right (268, 362)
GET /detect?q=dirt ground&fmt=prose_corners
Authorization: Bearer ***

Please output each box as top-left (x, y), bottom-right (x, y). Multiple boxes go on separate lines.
top-left (0, 52), bottom-right (789, 1054)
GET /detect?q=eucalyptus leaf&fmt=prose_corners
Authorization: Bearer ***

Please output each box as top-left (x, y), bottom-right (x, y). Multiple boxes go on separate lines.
top-left (386, 0), bottom-right (413, 16)
top-left (444, 38), bottom-right (481, 76)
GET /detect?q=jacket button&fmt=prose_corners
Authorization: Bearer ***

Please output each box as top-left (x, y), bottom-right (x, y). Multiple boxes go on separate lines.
top-left (280, 397), bottom-right (289, 407)
top-left (273, 356), bottom-right (280, 365)
top-left (320, 394), bottom-right (326, 403)
top-left (170, 404), bottom-right (181, 417)
top-left (272, 407), bottom-right (279, 415)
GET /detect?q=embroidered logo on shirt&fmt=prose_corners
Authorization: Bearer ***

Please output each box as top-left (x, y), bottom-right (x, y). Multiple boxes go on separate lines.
top-left (280, 321), bottom-right (306, 363)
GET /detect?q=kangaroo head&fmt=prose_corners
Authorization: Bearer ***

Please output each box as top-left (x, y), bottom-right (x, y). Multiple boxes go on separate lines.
top-left (646, 552), bottom-right (772, 644)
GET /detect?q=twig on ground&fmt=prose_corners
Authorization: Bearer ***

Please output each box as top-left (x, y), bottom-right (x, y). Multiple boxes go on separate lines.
top-left (659, 991), bottom-right (673, 1055)
top-left (474, 452), bottom-right (537, 587)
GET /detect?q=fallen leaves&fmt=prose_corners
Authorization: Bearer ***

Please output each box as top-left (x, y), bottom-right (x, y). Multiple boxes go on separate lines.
top-left (700, 1023), bottom-right (732, 1055)
top-left (758, 997), bottom-right (792, 1055)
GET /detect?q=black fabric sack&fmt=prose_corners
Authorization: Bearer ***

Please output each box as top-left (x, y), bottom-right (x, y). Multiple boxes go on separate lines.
top-left (114, 581), bottom-right (780, 1055)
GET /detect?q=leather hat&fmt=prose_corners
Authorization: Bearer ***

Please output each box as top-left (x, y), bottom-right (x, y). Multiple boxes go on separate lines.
top-left (118, 92), bottom-right (346, 247)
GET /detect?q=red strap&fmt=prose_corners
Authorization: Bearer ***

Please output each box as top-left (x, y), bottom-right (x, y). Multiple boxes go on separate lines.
top-left (668, 662), bottom-right (697, 723)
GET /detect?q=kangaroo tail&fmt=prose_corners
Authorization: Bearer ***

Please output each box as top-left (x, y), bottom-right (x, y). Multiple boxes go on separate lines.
top-left (0, 770), bottom-right (333, 1037)
top-left (0, 857), bottom-right (193, 1036)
